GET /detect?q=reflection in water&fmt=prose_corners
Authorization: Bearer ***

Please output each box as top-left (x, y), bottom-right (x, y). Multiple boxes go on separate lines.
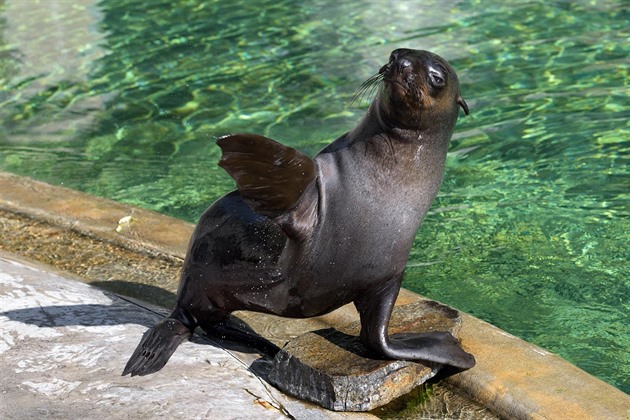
top-left (0, 0), bottom-right (628, 394)
top-left (1, 0), bottom-right (109, 142)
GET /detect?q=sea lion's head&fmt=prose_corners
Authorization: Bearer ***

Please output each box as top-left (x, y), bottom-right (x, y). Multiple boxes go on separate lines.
top-left (361, 48), bottom-right (469, 132)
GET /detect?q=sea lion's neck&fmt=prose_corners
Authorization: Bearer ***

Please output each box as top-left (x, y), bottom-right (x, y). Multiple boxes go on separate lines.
top-left (346, 99), bottom-right (453, 160)
top-left (346, 100), bottom-right (388, 144)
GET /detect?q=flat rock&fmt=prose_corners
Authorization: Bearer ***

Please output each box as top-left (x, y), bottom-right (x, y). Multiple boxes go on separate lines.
top-left (268, 300), bottom-right (463, 411)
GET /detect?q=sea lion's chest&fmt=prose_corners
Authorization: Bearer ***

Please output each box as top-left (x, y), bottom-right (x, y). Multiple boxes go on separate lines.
top-left (304, 148), bottom-right (442, 283)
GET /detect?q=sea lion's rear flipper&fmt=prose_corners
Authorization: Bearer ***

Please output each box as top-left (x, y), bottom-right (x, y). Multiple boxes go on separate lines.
top-left (216, 134), bottom-right (317, 219)
top-left (122, 318), bottom-right (192, 377)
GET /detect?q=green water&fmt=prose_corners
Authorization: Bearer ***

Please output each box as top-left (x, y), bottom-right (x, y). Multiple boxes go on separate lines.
top-left (1, 0), bottom-right (628, 394)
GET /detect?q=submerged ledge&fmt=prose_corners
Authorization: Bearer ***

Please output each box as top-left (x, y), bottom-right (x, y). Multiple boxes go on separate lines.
top-left (1, 171), bottom-right (629, 419)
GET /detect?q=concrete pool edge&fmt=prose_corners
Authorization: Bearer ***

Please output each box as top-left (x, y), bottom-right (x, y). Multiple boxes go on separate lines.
top-left (2, 171), bottom-right (629, 419)
top-left (0, 172), bottom-right (193, 261)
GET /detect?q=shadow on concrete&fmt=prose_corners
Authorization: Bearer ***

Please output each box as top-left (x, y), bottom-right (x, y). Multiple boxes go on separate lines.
top-left (0, 297), bottom-right (280, 358)
top-left (0, 304), bottom-right (158, 328)
top-left (90, 280), bottom-right (177, 309)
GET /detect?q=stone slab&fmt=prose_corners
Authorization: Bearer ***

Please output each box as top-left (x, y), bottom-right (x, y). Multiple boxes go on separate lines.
top-left (269, 300), bottom-right (462, 411)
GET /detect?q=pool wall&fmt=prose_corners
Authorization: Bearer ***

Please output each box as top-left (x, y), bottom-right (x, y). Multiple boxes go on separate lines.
top-left (1, 171), bottom-right (629, 419)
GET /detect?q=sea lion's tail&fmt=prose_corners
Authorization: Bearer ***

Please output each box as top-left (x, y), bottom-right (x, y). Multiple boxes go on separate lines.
top-left (123, 318), bottom-right (192, 376)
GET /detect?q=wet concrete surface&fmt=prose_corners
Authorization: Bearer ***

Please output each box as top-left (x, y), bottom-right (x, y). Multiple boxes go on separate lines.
top-left (0, 209), bottom-right (181, 308)
top-left (0, 252), bottom-right (377, 419)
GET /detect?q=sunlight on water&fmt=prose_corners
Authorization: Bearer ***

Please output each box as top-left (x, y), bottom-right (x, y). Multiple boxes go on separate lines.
top-left (1, 0), bottom-right (628, 393)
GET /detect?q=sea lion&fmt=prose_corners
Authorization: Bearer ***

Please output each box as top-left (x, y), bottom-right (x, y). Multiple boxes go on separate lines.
top-left (123, 48), bottom-right (474, 377)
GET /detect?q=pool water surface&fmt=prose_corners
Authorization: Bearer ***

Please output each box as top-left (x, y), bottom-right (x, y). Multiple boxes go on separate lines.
top-left (1, 0), bottom-right (628, 394)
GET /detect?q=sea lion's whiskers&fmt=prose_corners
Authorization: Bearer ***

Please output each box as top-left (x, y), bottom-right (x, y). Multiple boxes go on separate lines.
top-left (350, 73), bottom-right (382, 107)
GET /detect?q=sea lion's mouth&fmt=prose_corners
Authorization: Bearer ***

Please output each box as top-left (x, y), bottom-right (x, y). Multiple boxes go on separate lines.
top-left (388, 79), bottom-right (409, 95)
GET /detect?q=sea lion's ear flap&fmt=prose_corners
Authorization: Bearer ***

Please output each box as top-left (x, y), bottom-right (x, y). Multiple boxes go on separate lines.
top-left (458, 96), bottom-right (469, 115)
top-left (217, 134), bottom-right (316, 218)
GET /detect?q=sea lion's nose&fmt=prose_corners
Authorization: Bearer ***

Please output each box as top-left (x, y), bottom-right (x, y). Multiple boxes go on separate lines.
top-left (395, 58), bottom-right (412, 73)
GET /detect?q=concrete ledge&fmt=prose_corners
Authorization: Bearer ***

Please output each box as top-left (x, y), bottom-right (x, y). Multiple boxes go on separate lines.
top-left (2, 172), bottom-right (630, 419)
top-left (0, 172), bottom-right (191, 260)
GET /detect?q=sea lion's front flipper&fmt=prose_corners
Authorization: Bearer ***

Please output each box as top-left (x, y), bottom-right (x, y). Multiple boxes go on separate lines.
top-left (354, 274), bottom-right (476, 370)
top-left (217, 134), bottom-right (317, 219)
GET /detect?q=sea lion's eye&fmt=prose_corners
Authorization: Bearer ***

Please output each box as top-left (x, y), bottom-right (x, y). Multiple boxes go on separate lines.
top-left (429, 71), bottom-right (446, 87)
